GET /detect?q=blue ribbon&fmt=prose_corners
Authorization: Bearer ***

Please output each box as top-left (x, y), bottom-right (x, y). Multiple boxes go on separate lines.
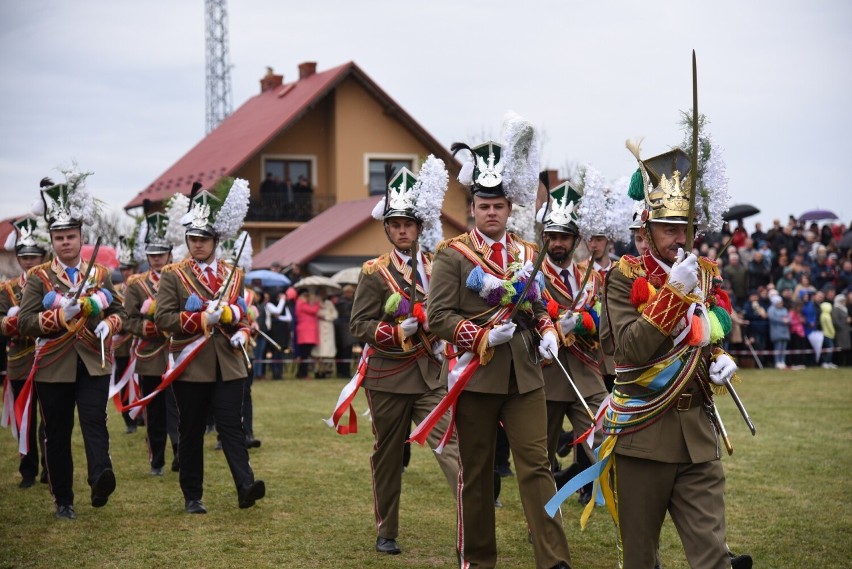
top-left (545, 455), bottom-right (610, 518)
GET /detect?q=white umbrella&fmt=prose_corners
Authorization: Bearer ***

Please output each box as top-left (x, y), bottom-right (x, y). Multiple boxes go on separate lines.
top-left (292, 275), bottom-right (342, 293)
top-left (331, 266), bottom-right (362, 286)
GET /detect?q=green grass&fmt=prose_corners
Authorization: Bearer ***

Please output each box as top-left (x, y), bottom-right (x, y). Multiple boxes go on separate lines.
top-left (0, 368), bottom-right (850, 568)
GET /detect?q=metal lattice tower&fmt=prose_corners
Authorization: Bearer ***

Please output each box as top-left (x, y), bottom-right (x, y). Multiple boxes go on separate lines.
top-left (205, 0), bottom-right (232, 133)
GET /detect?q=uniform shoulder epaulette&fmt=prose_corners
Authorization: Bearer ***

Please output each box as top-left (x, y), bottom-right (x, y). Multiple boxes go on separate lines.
top-left (435, 233), bottom-right (471, 252)
top-left (698, 256), bottom-right (721, 278)
top-left (26, 262), bottom-right (51, 277)
top-left (616, 254), bottom-right (645, 279)
top-left (161, 259), bottom-right (189, 274)
top-left (361, 254), bottom-right (390, 275)
top-left (125, 273), bottom-right (147, 286)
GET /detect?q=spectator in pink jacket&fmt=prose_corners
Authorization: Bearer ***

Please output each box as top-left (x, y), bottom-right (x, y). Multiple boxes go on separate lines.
top-left (295, 289), bottom-right (320, 378)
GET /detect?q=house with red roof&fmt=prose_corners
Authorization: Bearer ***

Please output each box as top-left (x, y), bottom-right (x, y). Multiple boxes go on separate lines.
top-left (125, 61), bottom-right (470, 274)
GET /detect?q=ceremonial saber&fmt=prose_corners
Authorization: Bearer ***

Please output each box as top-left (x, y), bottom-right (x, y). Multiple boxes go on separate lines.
top-left (257, 329), bottom-right (282, 351)
top-left (743, 335), bottom-right (764, 370)
top-left (72, 236), bottom-right (102, 302)
top-left (100, 336), bottom-right (106, 369)
top-left (408, 240), bottom-right (419, 317)
top-left (685, 50), bottom-right (699, 252)
top-left (569, 257), bottom-right (595, 311)
top-left (545, 343), bottom-right (596, 423)
top-left (711, 401), bottom-right (734, 455)
top-left (723, 377), bottom-right (756, 436)
top-left (240, 342), bottom-right (252, 370)
top-left (505, 171), bottom-right (553, 324)
top-left (215, 233), bottom-right (250, 308)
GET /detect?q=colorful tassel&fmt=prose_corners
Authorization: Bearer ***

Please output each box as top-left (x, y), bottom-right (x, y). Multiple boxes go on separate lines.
top-left (43, 291), bottom-right (57, 310)
top-left (185, 293), bottom-right (203, 312)
top-left (627, 168), bottom-right (645, 200)
top-left (630, 277), bottom-right (651, 308)
top-left (466, 265), bottom-right (485, 292)
top-left (710, 305), bottom-right (732, 337)
top-left (547, 299), bottom-right (560, 320)
top-left (686, 314), bottom-right (703, 346)
top-left (708, 311), bottom-right (725, 343)
top-left (384, 292), bottom-right (402, 315)
top-left (412, 302), bottom-right (426, 323)
top-left (221, 305), bottom-right (233, 324)
top-left (396, 297), bottom-right (411, 317)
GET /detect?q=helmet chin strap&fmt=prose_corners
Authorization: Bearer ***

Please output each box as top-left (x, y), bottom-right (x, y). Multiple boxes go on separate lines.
top-left (644, 221), bottom-right (670, 265)
top-left (383, 220), bottom-right (421, 254)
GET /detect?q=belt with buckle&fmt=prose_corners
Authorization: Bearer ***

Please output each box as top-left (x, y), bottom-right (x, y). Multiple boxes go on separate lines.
top-left (676, 393), bottom-right (693, 412)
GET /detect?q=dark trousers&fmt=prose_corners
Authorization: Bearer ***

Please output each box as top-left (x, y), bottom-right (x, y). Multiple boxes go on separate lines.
top-left (268, 320), bottom-right (291, 379)
top-left (35, 361), bottom-right (112, 507)
top-left (11, 379), bottom-right (46, 481)
top-left (141, 375), bottom-right (172, 470)
top-left (242, 375), bottom-right (254, 438)
top-left (336, 343), bottom-right (353, 378)
top-left (295, 343), bottom-right (315, 378)
top-left (172, 370), bottom-right (254, 502)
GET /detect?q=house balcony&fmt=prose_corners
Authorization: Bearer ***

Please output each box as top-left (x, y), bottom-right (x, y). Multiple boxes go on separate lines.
top-left (245, 194), bottom-right (337, 222)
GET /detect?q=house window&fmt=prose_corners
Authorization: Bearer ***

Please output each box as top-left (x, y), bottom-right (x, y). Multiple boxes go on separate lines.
top-left (263, 159), bottom-right (311, 191)
top-left (368, 159), bottom-right (413, 195)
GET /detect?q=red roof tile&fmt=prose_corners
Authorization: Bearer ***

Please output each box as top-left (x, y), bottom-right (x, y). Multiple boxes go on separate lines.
top-left (126, 61), bottom-right (457, 209)
top-left (251, 196), bottom-right (381, 268)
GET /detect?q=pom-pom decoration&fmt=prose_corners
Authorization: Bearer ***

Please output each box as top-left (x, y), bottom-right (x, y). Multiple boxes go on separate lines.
top-left (185, 293), bottom-right (203, 312)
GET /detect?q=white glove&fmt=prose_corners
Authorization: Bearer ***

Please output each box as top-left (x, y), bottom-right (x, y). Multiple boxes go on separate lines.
top-left (709, 354), bottom-right (737, 386)
top-left (538, 331), bottom-right (559, 360)
top-left (206, 308), bottom-right (223, 326)
top-left (668, 248), bottom-right (699, 294)
top-left (230, 331), bottom-right (247, 348)
top-left (399, 316), bottom-right (419, 338)
top-left (93, 321), bottom-right (110, 340)
top-left (7, 306), bottom-right (20, 318)
top-left (432, 340), bottom-right (446, 362)
top-left (559, 313), bottom-right (579, 333)
top-left (61, 299), bottom-right (81, 321)
top-left (487, 322), bottom-right (516, 347)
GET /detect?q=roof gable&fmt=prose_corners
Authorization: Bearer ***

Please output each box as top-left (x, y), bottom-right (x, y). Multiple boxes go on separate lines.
top-left (126, 61), bottom-right (458, 209)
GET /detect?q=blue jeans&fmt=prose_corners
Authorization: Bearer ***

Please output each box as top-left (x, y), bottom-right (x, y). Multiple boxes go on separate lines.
top-left (821, 338), bottom-right (835, 364)
top-left (773, 340), bottom-right (788, 366)
top-left (253, 335), bottom-right (267, 379)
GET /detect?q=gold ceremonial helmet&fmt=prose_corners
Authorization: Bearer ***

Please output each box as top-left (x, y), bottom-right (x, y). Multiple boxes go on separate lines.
top-left (628, 142), bottom-right (693, 225)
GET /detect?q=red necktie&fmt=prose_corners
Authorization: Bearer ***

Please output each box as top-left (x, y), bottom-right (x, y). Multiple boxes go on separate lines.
top-left (205, 267), bottom-right (219, 294)
top-left (489, 243), bottom-right (504, 270)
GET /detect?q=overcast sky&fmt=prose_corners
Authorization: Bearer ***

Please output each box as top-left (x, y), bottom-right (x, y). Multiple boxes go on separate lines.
top-left (2, 1), bottom-right (850, 235)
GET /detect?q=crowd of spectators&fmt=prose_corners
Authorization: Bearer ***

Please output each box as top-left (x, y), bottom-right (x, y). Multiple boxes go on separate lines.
top-left (696, 216), bottom-right (851, 369)
top-left (248, 263), bottom-right (357, 380)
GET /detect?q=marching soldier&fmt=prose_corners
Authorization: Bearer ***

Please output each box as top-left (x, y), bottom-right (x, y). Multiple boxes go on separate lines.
top-left (596, 143), bottom-right (747, 568)
top-left (536, 184), bottom-right (607, 506)
top-left (154, 180), bottom-right (265, 514)
top-left (427, 115), bottom-right (572, 569)
top-left (114, 235), bottom-right (142, 433)
top-left (0, 216), bottom-right (49, 488)
top-left (348, 160), bottom-right (459, 555)
top-left (18, 173), bottom-right (126, 520)
top-left (123, 205), bottom-right (179, 476)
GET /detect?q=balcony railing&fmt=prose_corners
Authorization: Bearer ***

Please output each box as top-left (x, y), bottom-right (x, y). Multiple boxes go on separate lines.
top-left (245, 194), bottom-right (337, 222)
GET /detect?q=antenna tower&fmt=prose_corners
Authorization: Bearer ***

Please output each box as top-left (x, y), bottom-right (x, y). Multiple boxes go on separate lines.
top-left (205, 0), bottom-right (232, 133)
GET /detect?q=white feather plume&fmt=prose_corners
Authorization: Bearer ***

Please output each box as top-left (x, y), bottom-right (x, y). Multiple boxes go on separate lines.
top-left (507, 203), bottom-right (536, 242)
top-left (371, 198), bottom-right (386, 220)
top-left (500, 111), bottom-right (539, 207)
top-left (4, 230), bottom-right (17, 252)
top-left (165, 193), bottom-right (190, 255)
top-left (458, 159), bottom-right (474, 186)
top-left (133, 217), bottom-right (148, 264)
top-left (212, 178), bottom-right (250, 240)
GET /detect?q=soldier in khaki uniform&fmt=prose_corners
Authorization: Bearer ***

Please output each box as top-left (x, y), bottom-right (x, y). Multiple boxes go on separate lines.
top-left (123, 208), bottom-right (179, 476)
top-left (349, 162), bottom-right (459, 556)
top-left (155, 182), bottom-right (264, 514)
top-left (600, 146), bottom-right (746, 568)
top-left (18, 174), bottom-right (126, 520)
top-left (114, 235), bottom-right (142, 433)
top-left (0, 216), bottom-right (48, 488)
top-left (536, 184), bottom-right (607, 505)
top-left (428, 127), bottom-right (572, 569)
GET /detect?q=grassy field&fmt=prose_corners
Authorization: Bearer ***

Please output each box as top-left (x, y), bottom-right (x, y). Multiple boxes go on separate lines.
top-left (0, 367), bottom-right (850, 568)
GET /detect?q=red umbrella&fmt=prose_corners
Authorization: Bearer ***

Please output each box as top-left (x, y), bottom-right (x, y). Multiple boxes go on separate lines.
top-left (81, 244), bottom-right (119, 269)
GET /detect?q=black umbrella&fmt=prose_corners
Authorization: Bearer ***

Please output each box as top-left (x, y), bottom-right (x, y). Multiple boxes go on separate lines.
top-left (722, 204), bottom-right (760, 222)
top-left (839, 231), bottom-right (852, 250)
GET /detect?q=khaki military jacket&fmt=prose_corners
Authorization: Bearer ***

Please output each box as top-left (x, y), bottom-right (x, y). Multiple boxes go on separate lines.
top-left (154, 257), bottom-right (250, 382)
top-left (540, 258), bottom-right (606, 402)
top-left (428, 230), bottom-right (555, 395)
top-left (604, 252), bottom-right (720, 464)
top-left (124, 271), bottom-right (169, 376)
top-left (18, 258), bottom-right (125, 382)
top-left (0, 275), bottom-right (36, 381)
top-left (350, 249), bottom-right (444, 394)
top-left (112, 282), bottom-right (134, 358)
